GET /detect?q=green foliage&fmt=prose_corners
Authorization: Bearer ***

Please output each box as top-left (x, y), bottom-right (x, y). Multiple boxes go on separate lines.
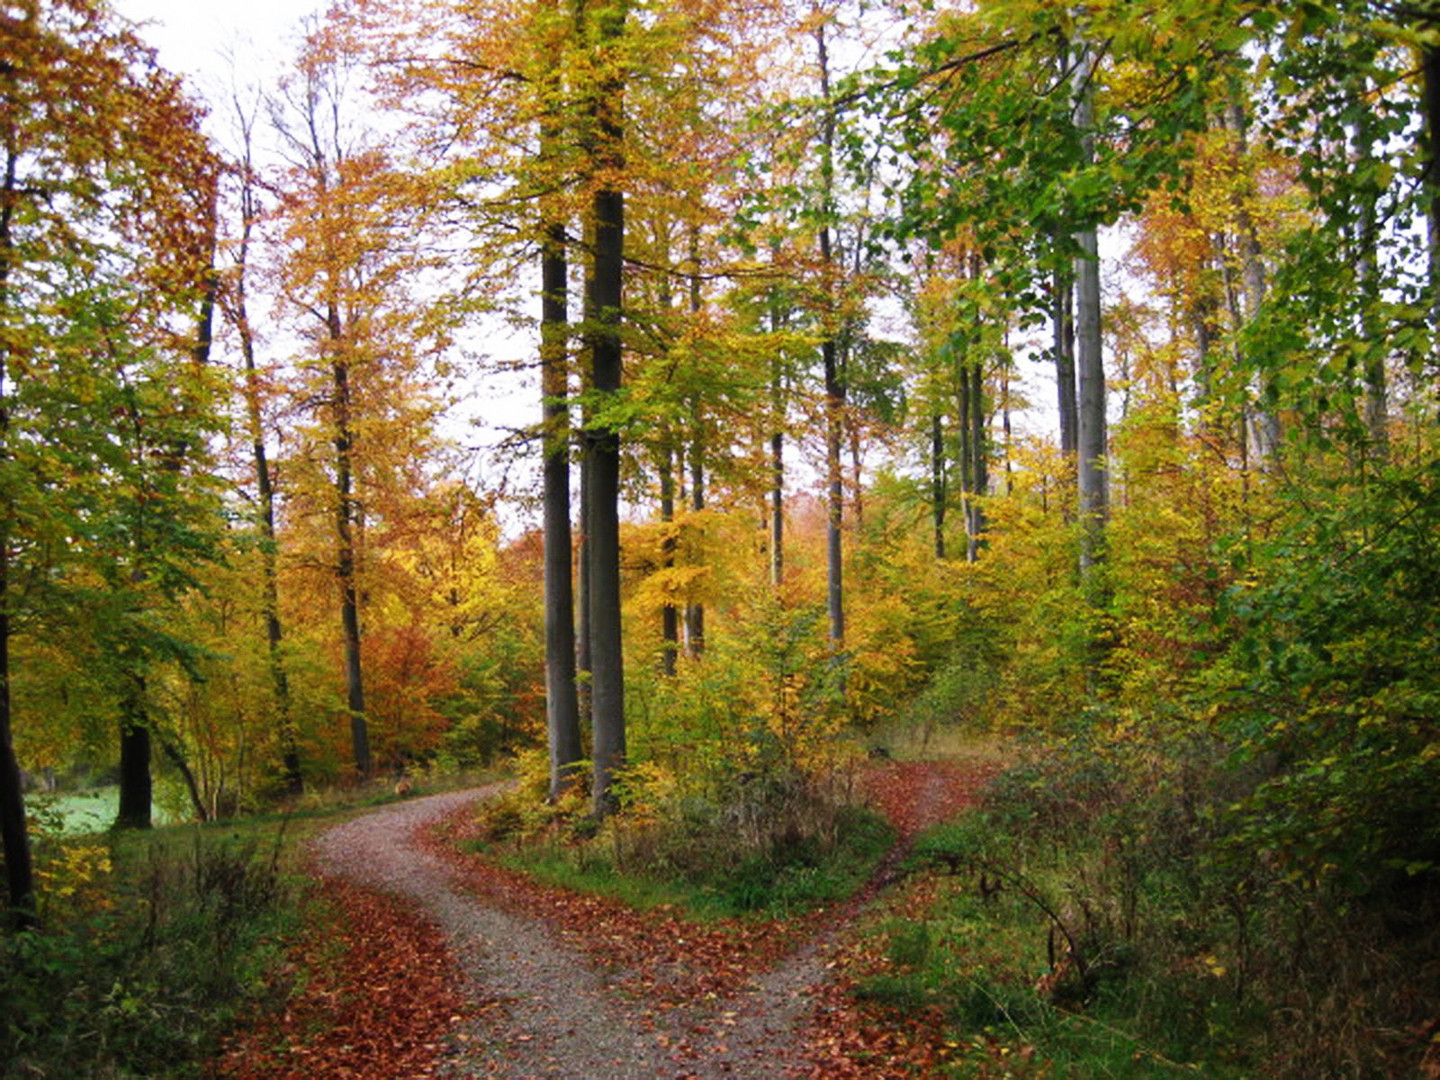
top-left (1, 827), bottom-right (293, 1079)
top-left (1220, 457), bottom-right (1440, 891)
top-left (495, 767), bottom-right (895, 919)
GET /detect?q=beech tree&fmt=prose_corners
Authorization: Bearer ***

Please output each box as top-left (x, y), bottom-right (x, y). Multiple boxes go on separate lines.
top-left (269, 29), bottom-right (451, 779)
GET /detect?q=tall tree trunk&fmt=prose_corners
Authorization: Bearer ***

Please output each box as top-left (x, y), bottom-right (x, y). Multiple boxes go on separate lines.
top-left (583, 0), bottom-right (627, 818)
top-left (1353, 78), bottom-right (1388, 457)
top-left (115, 680), bottom-right (153, 829)
top-left (542, 210), bottom-right (582, 797)
top-left (1073, 35), bottom-right (1108, 577)
top-left (1226, 96), bottom-right (1280, 462)
top-left (769, 428), bottom-right (783, 586)
top-left (967, 359), bottom-right (987, 560)
top-left (769, 281), bottom-right (785, 588)
top-left (0, 601), bottom-right (34, 929)
top-left (684, 228), bottom-right (705, 658)
top-left (849, 416), bottom-right (864, 530)
top-left (685, 431), bottom-right (705, 657)
top-left (1053, 255), bottom-right (1078, 460)
top-left (659, 434), bottom-right (679, 676)
top-left (1001, 352), bottom-right (1014, 495)
top-left (817, 21), bottom-right (844, 655)
top-left (234, 172), bottom-right (301, 794)
top-left (115, 238), bottom-right (218, 829)
top-left (1425, 36), bottom-right (1440, 346)
top-left (0, 142), bottom-right (37, 927)
top-left (956, 352), bottom-right (976, 560)
top-left (931, 411), bottom-right (947, 560)
top-left (329, 317), bottom-right (369, 778)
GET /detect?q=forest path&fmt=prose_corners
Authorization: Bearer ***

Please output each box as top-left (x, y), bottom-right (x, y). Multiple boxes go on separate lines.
top-left (309, 761), bottom-right (992, 1078)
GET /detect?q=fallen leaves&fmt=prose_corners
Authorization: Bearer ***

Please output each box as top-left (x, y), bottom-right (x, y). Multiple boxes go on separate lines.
top-left (216, 875), bottom-right (467, 1079)
top-left (213, 759), bottom-right (999, 1079)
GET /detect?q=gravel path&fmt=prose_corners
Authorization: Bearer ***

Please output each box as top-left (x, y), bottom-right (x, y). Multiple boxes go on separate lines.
top-left (313, 787), bottom-right (824, 1079)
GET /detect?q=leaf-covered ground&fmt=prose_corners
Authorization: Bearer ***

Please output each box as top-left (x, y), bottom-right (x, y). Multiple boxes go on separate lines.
top-left (217, 877), bottom-right (467, 1079)
top-left (218, 760), bottom-right (997, 1078)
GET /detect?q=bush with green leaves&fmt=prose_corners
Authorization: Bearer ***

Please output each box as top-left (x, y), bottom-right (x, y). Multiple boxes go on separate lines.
top-left (1, 828), bottom-right (294, 1079)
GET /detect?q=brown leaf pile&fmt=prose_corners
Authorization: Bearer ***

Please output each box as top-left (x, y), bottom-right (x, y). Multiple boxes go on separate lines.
top-left (216, 876), bottom-right (466, 1079)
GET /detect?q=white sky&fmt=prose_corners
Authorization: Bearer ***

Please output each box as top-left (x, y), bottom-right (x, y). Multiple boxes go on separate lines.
top-left (114, 0), bottom-right (546, 526)
top-left (116, 1), bottom-right (321, 87)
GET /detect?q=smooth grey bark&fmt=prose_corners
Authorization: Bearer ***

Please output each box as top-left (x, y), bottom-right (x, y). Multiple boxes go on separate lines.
top-left (1224, 97), bottom-right (1280, 462)
top-left (542, 212), bottom-right (582, 798)
top-left (582, 0), bottom-right (627, 818)
top-left (1072, 36), bottom-right (1108, 576)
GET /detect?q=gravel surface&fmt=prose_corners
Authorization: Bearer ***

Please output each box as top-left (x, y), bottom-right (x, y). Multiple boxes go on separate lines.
top-left (313, 787), bottom-right (824, 1079)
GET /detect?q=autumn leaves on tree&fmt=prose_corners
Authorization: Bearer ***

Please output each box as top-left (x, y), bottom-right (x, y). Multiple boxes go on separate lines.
top-left (3, 0), bottom-right (1440, 942)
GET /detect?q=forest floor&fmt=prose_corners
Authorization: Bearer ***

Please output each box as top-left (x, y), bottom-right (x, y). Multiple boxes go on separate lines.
top-left (216, 759), bottom-right (997, 1079)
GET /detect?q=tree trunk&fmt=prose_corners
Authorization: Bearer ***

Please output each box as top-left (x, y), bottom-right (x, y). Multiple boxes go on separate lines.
top-left (235, 193), bottom-right (301, 794)
top-left (542, 213), bottom-right (582, 798)
top-left (159, 734), bottom-right (209, 823)
top-left (115, 245), bottom-right (217, 829)
top-left (769, 426), bottom-right (784, 586)
top-left (1353, 78), bottom-right (1388, 457)
top-left (1072, 35), bottom-right (1108, 578)
top-left (115, 684), bottom-right (153, 829)
top-left (769, 258), bottom-right (785, 588)
top-left (330, 334), bottom-right (370, 778)
top-left (816, 21), bottom-right (845, 656)
top-left (967, 359), bottom-right (987, 560)
top-left (684, 230), bottom-right (705, 659)
top-left (1425, 36), bottom-right (1440, 345)
top-left (0, 567), bottom-right (36, 929)
top-left (583, 0), bottom-right (627, 818)
top-left (1053, 256), bottom-right (1078, 459)
top-left (931, 411), bottom-right (946, 560)
top-left (685, 433), bottom-right (705, 658)
top-left (659, 435), bottom-right (678, 676)
top-left (849, 416), bottom-right (864, 530)
top-left (1226, 96), bottom-right (1280, 462)
top-left (0, 143), bottom-right (37, 928)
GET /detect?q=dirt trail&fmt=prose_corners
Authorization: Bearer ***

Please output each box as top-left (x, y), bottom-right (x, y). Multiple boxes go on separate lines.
top-left (311, 764), bottom-right (991, 1078)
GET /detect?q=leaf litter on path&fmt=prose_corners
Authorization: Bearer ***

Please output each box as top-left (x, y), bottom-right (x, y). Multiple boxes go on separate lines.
top-left (218, 762), bottom-right (998, 1078)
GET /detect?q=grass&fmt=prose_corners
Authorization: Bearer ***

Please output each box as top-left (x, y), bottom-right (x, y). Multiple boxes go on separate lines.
top-left (833, 730), bottom-right (1440, 1079)
top-left (472, 771), bottom-right (898, 920)
top-left (3, 768), bottom-right (502, 1080)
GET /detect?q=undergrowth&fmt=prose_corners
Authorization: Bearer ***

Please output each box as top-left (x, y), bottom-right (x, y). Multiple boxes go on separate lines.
top-left (851, 722), bottom-right (1440, 1078)
top-left (1, 823), bottom-right (300, 1079)
top-left (470, 759), bottom-right (895, 919)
